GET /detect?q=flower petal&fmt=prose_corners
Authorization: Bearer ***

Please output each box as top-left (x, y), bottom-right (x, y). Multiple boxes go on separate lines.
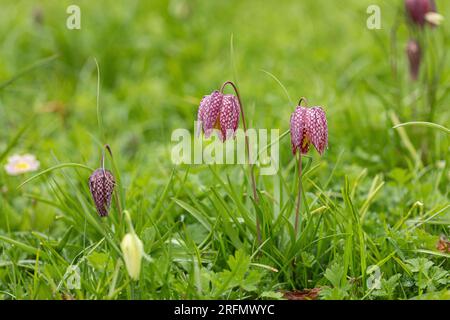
top-left (8, 155), bottom-right (22, 163)
top-left (307, 107), bottom-right (328, 155)
top-left (203, 91), bottom-right (223, 138)
top-left (196, 95), bottom-right (209, 137)
top-left (290, 106), bottom-right (309, 155)
top-left (219, 94), bottom-right (240, 141)
top-left (4, 154), bottom-right (40, 175)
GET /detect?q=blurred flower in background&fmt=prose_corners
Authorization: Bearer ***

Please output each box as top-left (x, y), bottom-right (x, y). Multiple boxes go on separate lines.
top-left (405, 0), bottom-right (437, 27)
top-left (406, 39), bottom-right (422, 81)
top-left (4, 154), bottom-right (40, 176)
top-left (31, 6), bottom-right (44, 26)
top-left (425, 12), bottom-right (444, 26)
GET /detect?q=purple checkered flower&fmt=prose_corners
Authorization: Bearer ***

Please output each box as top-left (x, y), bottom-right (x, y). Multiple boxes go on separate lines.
top-left (197, 90), bottom-right (240, 141)
top-left (405, 0), bottom-right (437, 27)
top-left (290, 105), bottom-right (328, 156)
top-left (290, 99), bottom-right (328, 236)
top-left (89, 168), bottom-right (115, 217)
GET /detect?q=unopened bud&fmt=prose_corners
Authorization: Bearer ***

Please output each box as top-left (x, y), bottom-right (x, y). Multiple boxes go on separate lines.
top-left (406, 40), bottom-right (422, 81)
top-left (121, 232), bottom-right (144, 281)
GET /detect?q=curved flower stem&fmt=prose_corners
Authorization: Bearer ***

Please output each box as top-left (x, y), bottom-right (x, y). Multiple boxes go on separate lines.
top-left (294, 154), bottom-right (302, 236)
top-left (101, 144), bottom-right (114, 171)
top-left (220, 81), bottom-right (261, 243)
top-left (298, 97), bottom-right (308, 107)
top-left (294, 97), bottom-right (307, 236)
top-left (101, 150), bottom-right (106, 172)
top-left (103, 144), bottom-right (123, 224)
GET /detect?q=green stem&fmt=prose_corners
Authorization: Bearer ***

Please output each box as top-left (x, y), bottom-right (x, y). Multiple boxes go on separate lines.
top-left (294, 97), bottom-right (308, 237)
top-left (220, 81), bottom-right (261, 243)
top-left (294, 154), bottom-right (302, 236)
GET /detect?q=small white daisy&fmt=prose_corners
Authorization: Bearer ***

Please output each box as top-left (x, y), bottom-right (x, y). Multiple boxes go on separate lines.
top-left (4, 154), bottom-right (40, 176)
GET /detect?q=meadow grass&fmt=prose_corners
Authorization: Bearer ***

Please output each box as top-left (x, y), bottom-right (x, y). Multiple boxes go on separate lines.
top-left (0, 0), bottom-right (448, 300)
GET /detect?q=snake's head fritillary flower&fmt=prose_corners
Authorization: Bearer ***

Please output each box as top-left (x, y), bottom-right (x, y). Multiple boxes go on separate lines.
top-left (121, 210), bottom-right (144, 281)
top-left (406, 39), bottom-right (422, 81)
top-left (121, 232), bottom-right (144, 280)
top-left (4, 154), bottom-right (40, 176)
top-left (290, 105), bottom-right (328, 156)
top-left (405, 0), bottom-right (437, 27)
top-left (197, 90), bottom-right (240, 141)
top-left (88, 168), bottom-right (115, 217)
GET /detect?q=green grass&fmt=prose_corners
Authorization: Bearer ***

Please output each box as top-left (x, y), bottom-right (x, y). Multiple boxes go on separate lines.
top-left (0, 0), bottom-right (448, 300)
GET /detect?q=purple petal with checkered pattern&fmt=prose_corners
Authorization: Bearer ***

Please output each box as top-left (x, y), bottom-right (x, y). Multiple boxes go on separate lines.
top-left (290, 106), bottom-right (309, 155)
top-left (89, 169), bottom-right (115, 217)
top-left (196, 95), bottom-right (209, 137)
top-left (219, 94), bottom-right (240, 141)
top-left (307, 107), bottom-right (328, 155)
top-left (290, 105), bottom-right (328, 156)
top-left (202, 91), bottom-right (223, 138)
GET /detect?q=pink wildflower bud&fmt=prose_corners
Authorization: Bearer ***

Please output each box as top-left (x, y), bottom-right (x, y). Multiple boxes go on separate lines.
top-left (290, 105), bottom-right (328, 156)
top-left (89, 168), bottom-right (115, 217)
top-left (197, 90), bottom-right (240, 141)
top-left (406, 39), bottom-right (421, 81)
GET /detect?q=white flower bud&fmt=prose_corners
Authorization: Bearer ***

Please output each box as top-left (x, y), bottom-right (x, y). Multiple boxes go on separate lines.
top-left (425, 12), bottom-right (444, 26)
top-left (120, 232), bottom-right (144, 281)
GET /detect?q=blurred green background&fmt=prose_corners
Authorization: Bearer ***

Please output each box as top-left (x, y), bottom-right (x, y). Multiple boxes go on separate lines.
top-left (0, 0), bottom-right (448, 170)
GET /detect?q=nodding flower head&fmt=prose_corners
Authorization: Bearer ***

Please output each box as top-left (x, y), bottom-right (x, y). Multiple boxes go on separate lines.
top-left (89, 168), bottom-right (115, 217)
top-left (197, 90), bottom-right (240, 141)
top-left (290, 100), bottom-right (328, 156)
top-left (405, 0), bottom-right (437, 27)
top-left (406, 39), bottom-right (422, 81)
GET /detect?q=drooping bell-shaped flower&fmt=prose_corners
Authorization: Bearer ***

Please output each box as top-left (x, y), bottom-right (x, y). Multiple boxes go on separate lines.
top-left (290, 105), bottom-right (328, 156)
top-left (197, 81), bottom-right (261, 243)
top-left (406, 39), bottom-right (422, 81)
top-left (405, 0), bottom-right (437, 27)
top-left (89, 168), bottom-right (115, 217)
top-left (197, 90), bottom-right (240, 141)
